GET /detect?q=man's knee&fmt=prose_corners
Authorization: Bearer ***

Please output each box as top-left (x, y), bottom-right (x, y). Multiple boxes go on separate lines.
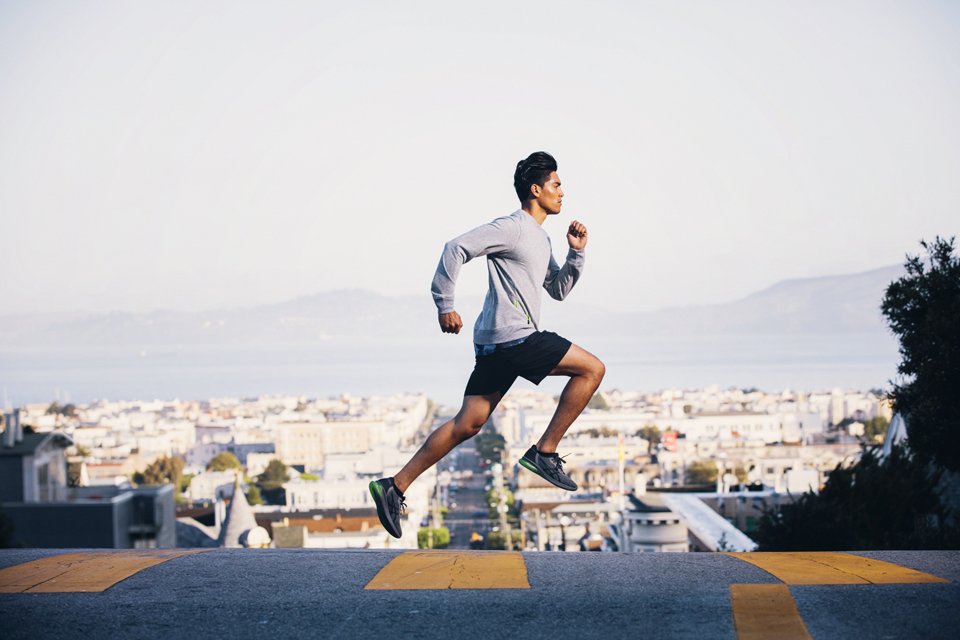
top-left (585, 356), bottom-right (605, 385)
top-left (595, 358), bottom-right (606, 381)
top-left (453, 415), bottom-right (486, 440)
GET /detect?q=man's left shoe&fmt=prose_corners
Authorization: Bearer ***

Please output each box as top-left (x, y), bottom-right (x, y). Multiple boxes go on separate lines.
top-left (519, 445), bottom-right (577, 491)
top-left (369, 477), bottom-right (406, 538)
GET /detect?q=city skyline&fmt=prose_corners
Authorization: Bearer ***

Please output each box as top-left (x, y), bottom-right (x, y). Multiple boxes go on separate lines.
top-left (1, 2), bottom-right (958, 315)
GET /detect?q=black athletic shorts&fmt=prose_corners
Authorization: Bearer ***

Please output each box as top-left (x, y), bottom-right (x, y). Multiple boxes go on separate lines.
top-left (464, 330), bottom-right (573, 397)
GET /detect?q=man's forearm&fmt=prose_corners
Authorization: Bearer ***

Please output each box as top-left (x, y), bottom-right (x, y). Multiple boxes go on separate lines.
top-left (545, 248), bottom-right (585, 301)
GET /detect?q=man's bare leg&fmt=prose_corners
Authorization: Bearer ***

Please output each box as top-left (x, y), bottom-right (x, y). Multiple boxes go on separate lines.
top-left (393, 391), bottom-right (502, 493)
top-left (536, 344), bottom-right (605, 454)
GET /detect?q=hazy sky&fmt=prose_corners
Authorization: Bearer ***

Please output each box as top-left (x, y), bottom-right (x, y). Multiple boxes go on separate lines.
top-left (1, 1), bottom-right (958, 315)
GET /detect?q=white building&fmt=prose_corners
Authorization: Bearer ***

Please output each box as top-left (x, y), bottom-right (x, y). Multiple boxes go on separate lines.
top-left (188, 470), bottom-right (239, 502)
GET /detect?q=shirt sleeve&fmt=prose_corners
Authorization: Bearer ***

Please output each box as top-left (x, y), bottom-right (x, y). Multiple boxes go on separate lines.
top-left (431, 215), bottom-right (522, 314)
top-left (543, 242), bottom-right (585, 301)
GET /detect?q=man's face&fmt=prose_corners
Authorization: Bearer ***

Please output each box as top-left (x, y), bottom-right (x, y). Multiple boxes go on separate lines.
top-left (531, 171), bottom-right (563, 215)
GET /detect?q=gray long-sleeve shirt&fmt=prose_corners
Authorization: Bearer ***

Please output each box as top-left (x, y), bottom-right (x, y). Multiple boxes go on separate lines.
top-left (431, 209), bottom-right (585, 345)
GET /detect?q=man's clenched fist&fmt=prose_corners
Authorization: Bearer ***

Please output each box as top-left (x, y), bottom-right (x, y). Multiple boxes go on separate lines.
top-left (567, 220), bottom-right (588, 251)
top-left (439, 311), bottom-right (463, 334)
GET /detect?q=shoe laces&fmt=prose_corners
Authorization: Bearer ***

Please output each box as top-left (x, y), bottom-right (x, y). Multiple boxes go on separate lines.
top-left (390, 493), bottom-right (407, 518)
top-left (547, 453), bottom-right (570, 473)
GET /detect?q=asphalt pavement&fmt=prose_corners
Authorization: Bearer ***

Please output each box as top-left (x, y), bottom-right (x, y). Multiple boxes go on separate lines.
top-left (2, 548), bottom-right (958, 640)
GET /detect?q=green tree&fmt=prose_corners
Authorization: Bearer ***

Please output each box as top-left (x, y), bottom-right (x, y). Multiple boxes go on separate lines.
top-left (135, 455), bottom-right (185, 487)
top-left (752, 238), bottom-right (960, 551)
top-left (179, 472), bottom-right (195, 494)
top-left (755, 446), bottom-right (959, 550)
top-left (246, 484), bottom-right (263, 506)
top-left (636, 425), bottom-right (661, 447)
top-left (474, 426), bottom-right (506, 463)
top-left (685, 461), bottom-right (717, 485)
top-left (733, 465), bottom-right (749, 484)
top-left (45, 402), bottom-right (77, 417)
top-left (257, 459), bottom-right (290, 490)
top-left (583, 426), bottom-right (619, 438)
top-left (881, 236), bottom-right (960, 471)
top-left (206, 452), bottom-right (241, 472)
top-left (485, 530), bottom-right (523, 550)
top-left (486, 487), bottom-right (518, 519)
top-left (417, 527), bottom-right (451, 549)
top-left (863, 416), bottom-right (890, 442)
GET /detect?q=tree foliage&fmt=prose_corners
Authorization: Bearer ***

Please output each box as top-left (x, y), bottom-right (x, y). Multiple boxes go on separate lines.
top-left (135, 455), bottom-right (184, 487)
top-left (46, 402), bottom-right (78, 417)
top-left (486, 487), bottom-right (518, 519)
top-left (257, 459), bottom-right (290, 489)
top-left (206, 452), bottom-right (241, 472)
top-left (863, 416), bottom-right (890, 443)
top-left (636, 425), bottom-right (662, 446)
top-left (474, 426), bottom-right (506, 463)
top-left (755, 446), bottom-right (959, 550)
top-left (246, 484), bottom-right (263, 506)
top-left (685, 461), bottom-right (717, 485)
top-left (417, 527), bottom-right (450, 549)
top-left (485, 530), bottom-right (523, 550)
top-left (581, 426), bottom-right (620, 438)
top-left (881, 236), bottom-right (960, 470)
top-left (756, 237), bottom-right (960, 551)
top-left (179, 473), bottom-right (194, 494)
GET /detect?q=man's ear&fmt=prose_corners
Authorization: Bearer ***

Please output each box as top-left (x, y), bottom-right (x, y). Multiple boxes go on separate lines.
top-left (530, 183), bottom-right (541, 198)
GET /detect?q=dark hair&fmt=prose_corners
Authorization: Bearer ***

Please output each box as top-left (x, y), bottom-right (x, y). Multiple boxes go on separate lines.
top-left (514, 151), bottom-right (557, 202)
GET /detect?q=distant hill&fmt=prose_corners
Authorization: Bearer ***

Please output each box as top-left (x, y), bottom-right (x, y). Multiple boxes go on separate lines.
top-left (0, 265), bottom-right (903, 347)
top-left (597, 264), bottom-right (904, 336)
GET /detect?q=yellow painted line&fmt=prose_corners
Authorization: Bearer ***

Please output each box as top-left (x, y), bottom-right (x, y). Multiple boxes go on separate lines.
top-left (0, 549), bottom-right (210, 593)
top-left (730, 584), bottom-right (812, 640)
top-left (365, 550), bottom-right (529, 590)
top-left (724, 552), bottom-right (949, 585)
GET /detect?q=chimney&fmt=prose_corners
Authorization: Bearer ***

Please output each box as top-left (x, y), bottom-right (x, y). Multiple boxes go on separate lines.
top-left (14, 408), bottom-right (22, 444)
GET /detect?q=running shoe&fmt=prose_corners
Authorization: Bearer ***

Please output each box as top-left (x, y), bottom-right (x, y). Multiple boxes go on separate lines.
top-left (519, 446), bottom-right (577, 491)
top-left (369, 477), bottom-right (406, 538)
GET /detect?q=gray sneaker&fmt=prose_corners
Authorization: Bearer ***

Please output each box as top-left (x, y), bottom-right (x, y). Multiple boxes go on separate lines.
top-left (369, 478), bottom-right (406, 538)
top-left (519, 446), bottom-right (577, 491)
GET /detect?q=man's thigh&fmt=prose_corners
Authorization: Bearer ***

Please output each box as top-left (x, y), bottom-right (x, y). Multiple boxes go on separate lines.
top-left (547, 343), bottom-right (604, 377)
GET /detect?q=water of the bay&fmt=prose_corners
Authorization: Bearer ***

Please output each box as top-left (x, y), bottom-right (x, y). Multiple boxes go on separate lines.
top-left (0, 332), bottom-right (900, 408)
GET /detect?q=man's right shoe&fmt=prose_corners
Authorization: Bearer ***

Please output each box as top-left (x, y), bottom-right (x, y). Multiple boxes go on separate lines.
top-left (518, 446), bottom-right (578, 491)
top-left (369, 477), bottom-right (406, 538)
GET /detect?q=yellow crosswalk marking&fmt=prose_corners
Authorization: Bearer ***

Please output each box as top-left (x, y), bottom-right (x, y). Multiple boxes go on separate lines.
top-left (730, 584), bottom-right (812, 640)
top-left (365, 550), bottom-right (529, 590)
top-left (723, 551), bottom-right (949, 585)
top-left (0, 549), bottom-right (211, 593)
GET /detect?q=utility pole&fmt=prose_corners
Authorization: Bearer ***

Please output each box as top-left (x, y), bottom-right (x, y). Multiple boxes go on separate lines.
top-left (426, 473), bottom-right (444, 549)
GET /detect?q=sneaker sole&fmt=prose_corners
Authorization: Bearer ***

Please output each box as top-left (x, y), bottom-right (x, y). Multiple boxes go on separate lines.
top-left (518, 457), bottom-right (577, 491)
top-left (368, 480), bottom-right (402, 538)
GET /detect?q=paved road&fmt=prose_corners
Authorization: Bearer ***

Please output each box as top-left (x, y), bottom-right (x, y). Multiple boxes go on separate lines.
top-left (2, 548), bottom-right (958, 639)
top-left (442, 439), bottom-right (493, 549)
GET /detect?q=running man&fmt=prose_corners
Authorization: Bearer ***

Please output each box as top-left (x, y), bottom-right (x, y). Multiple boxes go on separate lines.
top-left (369, 151), bottom-right (605, 539)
